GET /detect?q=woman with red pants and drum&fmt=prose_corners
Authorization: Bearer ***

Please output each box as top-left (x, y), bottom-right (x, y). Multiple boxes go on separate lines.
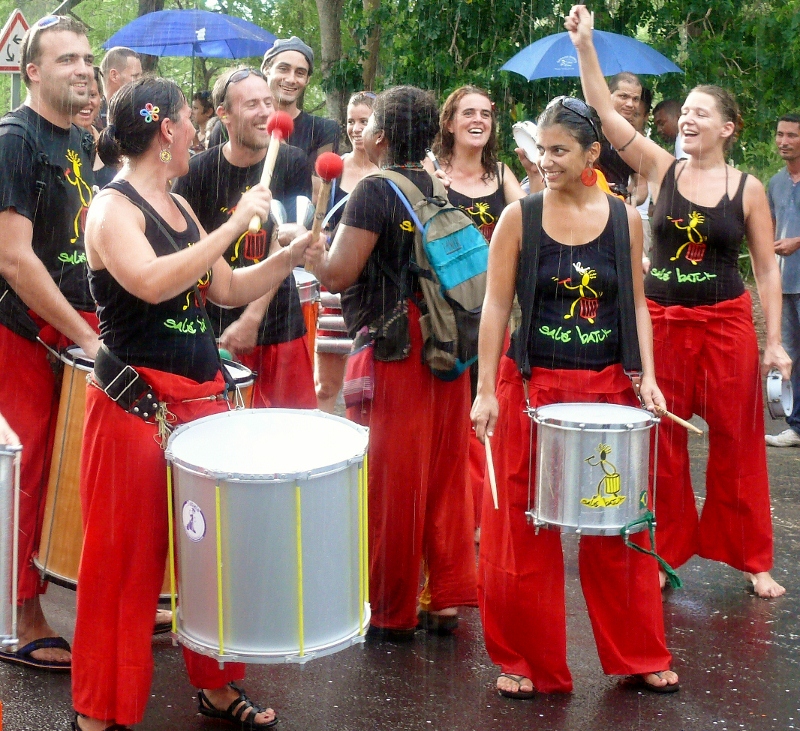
top-left (567, 5), bottom-right (791, 597)
top-left (471, 97), bottom-right (679, 697)
top-left (71, 77), bottom-right (320, 731)
top-left (307, 86), bottom-right (477, 639)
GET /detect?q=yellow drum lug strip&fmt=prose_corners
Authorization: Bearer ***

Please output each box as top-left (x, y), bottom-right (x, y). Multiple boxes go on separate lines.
top-left (363, 453), bottom-right (369, 602)
top-left (357, 464), bottom-right (364, 635)
top-left (166, 465), bottom-right (177, 633)
top-left (295, 483), bottom-right (305, 658)
top-left (215, 483), bottom-right (225, 657)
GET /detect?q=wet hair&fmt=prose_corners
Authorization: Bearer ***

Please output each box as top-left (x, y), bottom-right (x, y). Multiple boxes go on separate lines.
top-left (608, 72), bottom-right (642, 94)
top-left (348, 91), bottom-right (376, 111)
top-left (653, 98), bottom-right (681, 118)
top-left (100, 47), bottom-right (140, 83)
top-left (536, 99), bottom-right (605, 151)
top-left (92, 66), bottom-right (104, 98)
top-left (690, 84), bottom-right (742, 153)
top-left (640, 87), bottom-right (653, 116)
top-left (371, 86), bottom-right (439, 164)
top-left (778, 113), bottom-right (800, 127)
top-left (192, 90), bottom-right (214, 115)
top-left (20, 15), bottom-right (87, 87)
top-left (97, 76), bottom-right (185, 167)
top-left (432, 85), bottom-right (498, 183)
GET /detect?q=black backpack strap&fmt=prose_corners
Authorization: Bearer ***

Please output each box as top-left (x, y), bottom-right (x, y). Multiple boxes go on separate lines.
top-left (513, 192), bottom-right (544, 379)
top-left (608, 194), bottom-right (643, 374)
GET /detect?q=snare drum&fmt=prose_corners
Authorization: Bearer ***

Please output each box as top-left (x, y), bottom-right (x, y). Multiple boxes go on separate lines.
top-left (0, 444), bottom-right (21, 648)
top-left (294, 268), bottom-right (320, 363)
top-left (530, 402), bottom-right (656, 535)
top-left (166, 409), bottom-right (370, 664)
top-left (766, 368), bottom-right (793, 420)
top-left (221, 359), bottom-right (254, 409)
top-left (36, 346), bottom-right (171, 595)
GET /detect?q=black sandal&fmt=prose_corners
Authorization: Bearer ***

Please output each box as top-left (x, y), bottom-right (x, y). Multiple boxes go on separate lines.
top-left (197, 683), bottom-right (279, 729)
top-left (72, 712), bottom-right (132, 730)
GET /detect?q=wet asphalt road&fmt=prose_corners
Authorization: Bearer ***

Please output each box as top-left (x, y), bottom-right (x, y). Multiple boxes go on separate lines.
top-left (1, 411), bottom-right (799, 731)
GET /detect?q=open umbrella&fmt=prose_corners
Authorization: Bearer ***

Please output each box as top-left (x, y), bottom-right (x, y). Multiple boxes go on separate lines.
top-left (501, 30), bottom-right (681, 80)
top-left (102, 9), bottom-right (276, 59)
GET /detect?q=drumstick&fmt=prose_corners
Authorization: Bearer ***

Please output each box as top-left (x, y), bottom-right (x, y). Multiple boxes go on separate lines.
top-left (485, 434), bottom-right (499, 510)
top-left (306, 152), bottom-right (344, 275)
top-left (655, 407), bottom-right (703, 435)
top-left (425, 148), bottom-right (441, 171)
top-left (248, 111), bottom-right (295, 234)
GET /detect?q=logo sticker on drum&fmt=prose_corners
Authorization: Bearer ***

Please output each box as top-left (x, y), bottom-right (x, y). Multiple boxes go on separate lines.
top-left (182, 500), bottom-right (206, 542)
top-left (581, 443), bottom-right (627, 508)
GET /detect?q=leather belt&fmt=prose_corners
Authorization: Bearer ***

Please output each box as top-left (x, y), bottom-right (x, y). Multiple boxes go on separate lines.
top-left (93, 345), bottom-right (159, 421)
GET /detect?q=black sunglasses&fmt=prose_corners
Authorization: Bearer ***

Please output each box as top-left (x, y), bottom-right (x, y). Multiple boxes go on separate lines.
top-left (221, 68), bottom-right (267, 105)
top-left (547, 96), bottom-right (600, 143)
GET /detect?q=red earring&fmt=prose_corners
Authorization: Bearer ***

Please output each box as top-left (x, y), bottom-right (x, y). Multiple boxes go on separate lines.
top-left (580, 166), bottom-right (597, 187)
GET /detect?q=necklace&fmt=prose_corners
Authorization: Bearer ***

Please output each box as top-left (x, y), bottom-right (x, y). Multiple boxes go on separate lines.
top-left (382, 162), bottom-right (424, 170)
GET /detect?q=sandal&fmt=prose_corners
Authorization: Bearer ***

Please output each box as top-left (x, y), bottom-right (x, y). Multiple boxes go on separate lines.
top-left (198, 683), bottom-right (279, 729)
top-left (497, 673), bottom-right (535, 700)
top-left (72, 713), bottom-right (132, 730)
top-left (634, 671), bottom-right (680, 694)
top-left (417, 610), bottom-right (459, 635)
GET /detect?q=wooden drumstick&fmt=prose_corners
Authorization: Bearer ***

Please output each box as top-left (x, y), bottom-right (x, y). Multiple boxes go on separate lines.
top-left (655, 406), bottom-right (703, 435)
top-left (306, 152), bottom-right (344, 275)
top-left (248, 111), bottom-right (294, 234)
top-left (485, 434), bottom-right (499, 510)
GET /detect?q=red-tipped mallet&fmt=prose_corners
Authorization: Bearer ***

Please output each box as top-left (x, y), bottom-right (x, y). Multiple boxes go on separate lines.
top-left (248, 110), bottom-right (295, 234)
top-left (306, 152), bottom-right (344, 273)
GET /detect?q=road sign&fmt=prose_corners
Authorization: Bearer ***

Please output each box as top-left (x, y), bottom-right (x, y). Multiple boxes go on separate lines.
top-left (0, 10), bottom-right (29, 74)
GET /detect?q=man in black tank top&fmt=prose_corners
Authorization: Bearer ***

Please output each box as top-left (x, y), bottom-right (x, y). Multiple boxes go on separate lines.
top-left (596, 73), bottom-right (642, 199)
top-left (0, 16), bottom-right (100, 672)
top-left (173, 66), bottom-right (316, 409)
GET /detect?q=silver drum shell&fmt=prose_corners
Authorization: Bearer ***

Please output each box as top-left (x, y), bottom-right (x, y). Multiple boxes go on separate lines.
top-left (0, 445), bottom-right (20, 646)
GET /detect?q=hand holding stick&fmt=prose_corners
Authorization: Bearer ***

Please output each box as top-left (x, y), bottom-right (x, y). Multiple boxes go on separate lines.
top-left (654, 406), bottom-right (703, 435)
top-left (306, 152), bottom-right (344, 274)
top-left (248, 111), bottom-right (295, 234)
top-left (485, 434), bottom-right (499, 510)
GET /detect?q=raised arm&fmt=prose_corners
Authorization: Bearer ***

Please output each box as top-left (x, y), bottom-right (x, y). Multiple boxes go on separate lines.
top-left (565, 5), bottom-right (674, 189)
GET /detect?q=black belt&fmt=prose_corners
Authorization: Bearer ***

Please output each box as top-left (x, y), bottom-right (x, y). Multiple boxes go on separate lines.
top-left (93, 345), bottom-right (159, 421)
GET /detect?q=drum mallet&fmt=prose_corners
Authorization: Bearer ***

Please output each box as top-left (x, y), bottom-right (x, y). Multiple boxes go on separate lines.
top-left (485, 434), bottom-right (499, 510)
top-left (654, 406), bottom-right (703, 435)
top-left (247, 110), bottom-right (295, 234)
top-left (306, 152), bottom-right (344, 274)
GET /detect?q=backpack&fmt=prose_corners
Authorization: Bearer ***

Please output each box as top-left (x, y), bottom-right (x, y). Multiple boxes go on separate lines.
top-left (378, 170), bottom-right (488, 381)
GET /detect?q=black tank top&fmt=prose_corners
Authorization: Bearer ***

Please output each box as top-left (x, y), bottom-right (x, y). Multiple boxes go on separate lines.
top-left (527, 218), bottom-right (620, 371)
top-left (646, 160), bottom-right (747, 306)
top-left (447, 165), bottom-right (507, 242)
top-left (89, 180), bottom-right (220, 383)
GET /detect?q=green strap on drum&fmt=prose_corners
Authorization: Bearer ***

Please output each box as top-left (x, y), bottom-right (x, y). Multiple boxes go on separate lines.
top-left (620, 511), bottom-right (682, 589)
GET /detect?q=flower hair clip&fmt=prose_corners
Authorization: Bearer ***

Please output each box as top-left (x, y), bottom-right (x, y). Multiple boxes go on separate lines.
top-left (140, 103), bottom-right (160, 123)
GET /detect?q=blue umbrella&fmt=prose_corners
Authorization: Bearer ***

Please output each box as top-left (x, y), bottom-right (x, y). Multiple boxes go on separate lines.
top-left (501, 30), bottom-right (681, 80)
top-left (102, 9), bottom-right (276, 59)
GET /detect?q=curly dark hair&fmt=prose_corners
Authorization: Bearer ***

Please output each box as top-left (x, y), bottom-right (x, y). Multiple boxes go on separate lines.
top-left (432, 86), bottom-right (498, 183)
top-left (372, 86), bottom-right (439, 165)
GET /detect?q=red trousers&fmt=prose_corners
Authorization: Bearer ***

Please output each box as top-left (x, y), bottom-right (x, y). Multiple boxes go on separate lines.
top-left (469, 432), bottom-right (485, 529)
top-left (347, 303), bottom-right (477, 630)
top-left (478, 357), bottom-right (671, 693)
top-left (0, 315), bottom-right (97, 602)
top-left (238, 336), bottom-right (316, 409)
top-left (648, 292), bottom-right (773, 573)
top-left (72, 369), bottom-right (244, 726)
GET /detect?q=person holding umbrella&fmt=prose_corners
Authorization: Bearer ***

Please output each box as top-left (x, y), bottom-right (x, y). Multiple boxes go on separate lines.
top-left (566, 4), bottom-right (790, 597)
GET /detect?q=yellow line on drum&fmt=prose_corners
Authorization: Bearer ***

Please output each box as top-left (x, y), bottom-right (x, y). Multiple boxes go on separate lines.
top-left (295, 484), bottom-right (305, 657)
top-left (363, 453), bottom-right (369, 601)
top-left (215, 484), bottom-right (225, 656)
top-left (166, 466), bottom-right (177, 633)
top-left (358, 464), bottom-right (365, 635)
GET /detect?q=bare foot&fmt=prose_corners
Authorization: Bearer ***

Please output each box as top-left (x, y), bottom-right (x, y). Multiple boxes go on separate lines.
top-left (428, 607), bottom-right (457, 618)
top-left (658, 569), bottom-right (667, 590)
top-left (155, 608), bottom-right (172, 625)
top-left (640, 670), bottom-right (679, 691)
top-left (746, 571), bottom-right (786, 598)
top-left (15, 596), bottom-right (71, 664)
top-left (497, 673), bottom-right (535, 698)
top-left (202, 684), bottom-right (276, 727)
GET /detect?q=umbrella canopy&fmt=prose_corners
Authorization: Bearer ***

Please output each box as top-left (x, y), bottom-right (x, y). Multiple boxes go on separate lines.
top-left (502, 30), bottom-right (681, 80)
top-left (102, 9), bottom-right (276, 59)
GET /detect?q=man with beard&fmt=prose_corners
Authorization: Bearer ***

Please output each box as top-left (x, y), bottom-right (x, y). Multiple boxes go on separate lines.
top-left (0, 15), bottom-right (100, 671)
top-left (174, 67), bottom-right (316, 408)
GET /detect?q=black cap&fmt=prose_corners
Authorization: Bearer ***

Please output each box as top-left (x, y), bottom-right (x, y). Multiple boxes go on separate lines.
top-left (262, 36), bottom-right (314, 75)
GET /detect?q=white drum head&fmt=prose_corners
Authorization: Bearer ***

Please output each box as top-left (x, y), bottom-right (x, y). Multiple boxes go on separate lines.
top-left (512, 121), bottom-right (539, 163)
top-left (167, 409), bottom-right (368, 481)
top-left (61, 345), bottom-right (93, 371)
top-left (221, 359), bottom-right (253, 386)
top-left (766, 369), bottom-right (793, 418)
top-left (535, 402), bottom-right (654, 430)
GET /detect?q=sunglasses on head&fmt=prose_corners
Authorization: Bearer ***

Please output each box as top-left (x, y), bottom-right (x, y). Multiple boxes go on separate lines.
top-left (547, 96), bottom-right (600, 143)
top-left (221, 68), bottom-right (267, 104)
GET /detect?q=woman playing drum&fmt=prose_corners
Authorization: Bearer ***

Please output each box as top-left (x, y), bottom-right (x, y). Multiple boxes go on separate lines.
top-left (307, 85), bottom-right (477, 639)
top-left (71, 77), bottom-right (320, 731)
top-left (471, 97), bottom-right (678, 697)
top-left (567, 4), bottom-right (790, 597)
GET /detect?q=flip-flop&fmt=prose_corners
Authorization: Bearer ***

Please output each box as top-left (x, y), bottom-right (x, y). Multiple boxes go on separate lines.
top-left (497, 673), bottom-right (535, 700)
top-left (153, 609), bottom-right (173, 635)
top-left (0, 636), bottom-right (71, 672)
top-left (635, 671), bottom-right (680, 694)
top-left (417, 610), bottom-right (458, 635)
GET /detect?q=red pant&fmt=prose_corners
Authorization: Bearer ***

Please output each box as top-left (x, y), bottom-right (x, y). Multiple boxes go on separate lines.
top-left (238, 336), bottom-right (316, 409)
top-left (469, 432), bottom-right (485, 529)
top-left (72, 369), bottom-right (244, 726)
top-left (648, 292), bottom-right (773, 573)
top-left (0, 316), bottom-right (97, 602)
top-left (478, 357), bottom-right (671, 693)
top-left (347, 303), bottom-right (477, 630)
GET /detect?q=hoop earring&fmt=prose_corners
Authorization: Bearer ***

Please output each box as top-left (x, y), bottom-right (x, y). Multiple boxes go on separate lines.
top-left (159, 146), bottom-right (172, 163)
top-left (580, 165), bottom-right (597, 187)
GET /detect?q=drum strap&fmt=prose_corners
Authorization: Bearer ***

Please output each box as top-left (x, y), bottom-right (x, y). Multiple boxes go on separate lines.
top-left (94, 344), bottom-right (160, 421)
top-left (513, 193), bottom-right (642, 379)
